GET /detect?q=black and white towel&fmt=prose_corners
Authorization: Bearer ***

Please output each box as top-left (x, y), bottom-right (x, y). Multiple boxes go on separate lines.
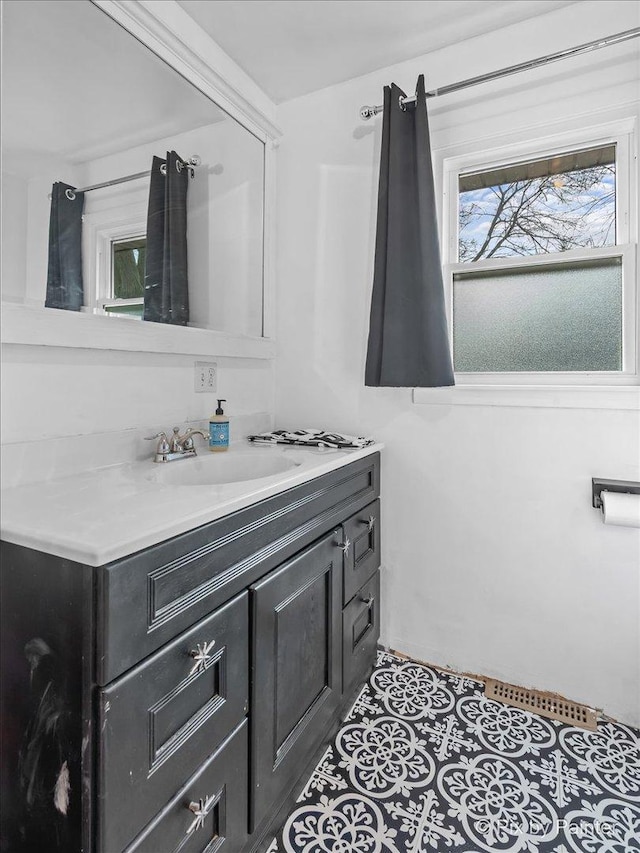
top-left (247, 429), bottom-right (375, 450)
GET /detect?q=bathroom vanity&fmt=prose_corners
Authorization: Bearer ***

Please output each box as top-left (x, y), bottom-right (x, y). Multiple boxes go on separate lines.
top-left (0, 447), bottom-right (381, 852)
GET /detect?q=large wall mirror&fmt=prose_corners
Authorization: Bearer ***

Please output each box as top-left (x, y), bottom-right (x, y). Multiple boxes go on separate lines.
top-left (1, 0), bottom-right (269, 343)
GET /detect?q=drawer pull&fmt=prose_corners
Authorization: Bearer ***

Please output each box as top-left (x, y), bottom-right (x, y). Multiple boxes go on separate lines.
top-left (339, 537), bottom-right (351, 557)
top-left (359, 595), bottom-right (374, 607)
top-left (187, 794), bottom-right (215, 834)
top-left (361, 515), bottom-right (375, 532)
top-left (189, 639), bottom-right (216, 676)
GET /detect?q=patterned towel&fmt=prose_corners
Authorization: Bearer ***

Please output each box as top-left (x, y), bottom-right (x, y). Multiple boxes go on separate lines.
top-left (247, 429), bottom-right (375, 450)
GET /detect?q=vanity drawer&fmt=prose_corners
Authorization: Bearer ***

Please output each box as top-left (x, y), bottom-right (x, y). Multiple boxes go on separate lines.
top-left (123, 720), bottom-right (249, 853)
top-left (342, 499), bottom-right (380, 605)
top-left (343, 571), bottom-right (380, 696)
top-left (98, 592), bottom-right (248, 853)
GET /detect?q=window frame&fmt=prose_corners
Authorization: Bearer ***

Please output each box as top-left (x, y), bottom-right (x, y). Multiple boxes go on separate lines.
top-left (441, 121), bottom-right (638, 387)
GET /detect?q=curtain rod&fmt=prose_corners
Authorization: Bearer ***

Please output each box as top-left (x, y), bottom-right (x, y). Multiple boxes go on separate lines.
top-left (52, 155), bottom-right (202, 201)
top-left (359, 27), bottom-right (640, 119)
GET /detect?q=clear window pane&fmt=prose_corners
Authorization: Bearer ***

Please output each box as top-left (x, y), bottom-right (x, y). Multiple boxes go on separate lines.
top-left (458, 146), bottom-right (616, 262)
top-left (112, 237), bottom-right (146, 299)
top-left (453, 257), bottom-right (622, 372)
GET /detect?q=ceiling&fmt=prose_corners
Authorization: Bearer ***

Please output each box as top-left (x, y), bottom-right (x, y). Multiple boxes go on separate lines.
top-left (177, 0), bottom-right (579, 103)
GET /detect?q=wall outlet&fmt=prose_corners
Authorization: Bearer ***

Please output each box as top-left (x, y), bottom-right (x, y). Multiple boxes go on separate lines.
top-left (194, 361), bottom-right (217, 393)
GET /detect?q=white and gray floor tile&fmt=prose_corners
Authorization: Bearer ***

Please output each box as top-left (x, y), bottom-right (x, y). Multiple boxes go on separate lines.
top-left (269, 651), bottom-right (640, 852)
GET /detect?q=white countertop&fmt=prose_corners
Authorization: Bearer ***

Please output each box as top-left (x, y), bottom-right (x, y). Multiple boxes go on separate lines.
top-left (0, 443), bottom-right (383, 566)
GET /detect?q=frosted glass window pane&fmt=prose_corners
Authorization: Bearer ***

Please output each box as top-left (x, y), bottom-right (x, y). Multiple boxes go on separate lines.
top-left (453, 258), bottom-right (622, 372)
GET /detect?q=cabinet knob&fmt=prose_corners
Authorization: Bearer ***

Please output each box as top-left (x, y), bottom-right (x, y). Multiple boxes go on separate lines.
top-left (189, 639), bottom-right (216, 676)
top-left (366, 515), bottom-right (375, 532)
top-left (339, 537), bottom-right (351, 557)
top-left (359, 595), bottom-right (374, 607)
top-left (187, 795), bottom-right (215, 834)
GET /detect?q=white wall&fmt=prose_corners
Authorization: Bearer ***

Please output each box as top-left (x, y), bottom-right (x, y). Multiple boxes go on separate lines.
top-left (0, 346), bottom-right (273, 445)
top-left (275, 1), bottom-right (640, 725)
top-left (0, 171), bottom-right (28, 303)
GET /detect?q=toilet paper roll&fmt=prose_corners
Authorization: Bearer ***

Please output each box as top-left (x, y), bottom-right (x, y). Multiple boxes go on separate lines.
top-left (601, 491), bottom-right (640, 528)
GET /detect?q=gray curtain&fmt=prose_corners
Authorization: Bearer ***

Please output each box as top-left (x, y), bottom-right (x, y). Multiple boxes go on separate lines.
top-left (365, 75), bottom-right (454, 387)
top-left (45, 183), bottom-right (84, 311)
top-left (144, 151), bottom-right (189, 325)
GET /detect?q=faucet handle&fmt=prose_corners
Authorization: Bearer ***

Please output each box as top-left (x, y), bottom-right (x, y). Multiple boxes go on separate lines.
top-left (145, 432), bottom-right (170, 456)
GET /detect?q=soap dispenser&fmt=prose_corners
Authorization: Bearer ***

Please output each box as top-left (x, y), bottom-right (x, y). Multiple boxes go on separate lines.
top-left (209, 399), bottom-right (229, 452)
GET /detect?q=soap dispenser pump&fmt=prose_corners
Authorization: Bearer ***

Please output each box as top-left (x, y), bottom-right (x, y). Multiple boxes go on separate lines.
top-left (209, 399), bottom-right (229, 452)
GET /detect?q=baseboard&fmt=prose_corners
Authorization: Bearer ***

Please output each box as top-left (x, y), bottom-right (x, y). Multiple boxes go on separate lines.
top-left (383, 640), bottom-right (630, 726)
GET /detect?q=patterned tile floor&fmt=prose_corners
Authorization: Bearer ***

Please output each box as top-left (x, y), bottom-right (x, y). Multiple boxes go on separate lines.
top-left (268, 651), bottom-right (640, 852)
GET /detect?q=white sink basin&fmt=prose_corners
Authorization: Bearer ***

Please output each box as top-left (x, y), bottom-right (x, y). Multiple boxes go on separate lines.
top-left (144, 449), bottom-right (300, 486)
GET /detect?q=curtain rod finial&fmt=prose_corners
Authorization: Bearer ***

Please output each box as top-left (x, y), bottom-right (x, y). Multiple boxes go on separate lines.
top-left (360, 105), bottom-right (380, 120)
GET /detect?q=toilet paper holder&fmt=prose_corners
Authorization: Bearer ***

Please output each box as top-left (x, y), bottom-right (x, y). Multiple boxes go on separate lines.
top-left (592, 477), bottom-right (640, 510)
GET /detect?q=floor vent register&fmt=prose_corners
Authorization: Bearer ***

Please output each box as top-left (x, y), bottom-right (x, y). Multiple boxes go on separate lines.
top-left (485, 678), bottom-right (598, 730)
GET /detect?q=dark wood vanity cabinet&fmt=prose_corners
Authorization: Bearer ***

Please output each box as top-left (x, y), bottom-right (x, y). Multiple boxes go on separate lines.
top-left (0, 453), bottom-right (381, 853)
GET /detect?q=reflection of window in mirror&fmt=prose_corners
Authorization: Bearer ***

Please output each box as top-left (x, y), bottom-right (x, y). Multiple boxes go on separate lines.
top-left (102, 236), bottom-right (146, 319)
top-left (82, 184), bottom-right (148, 319)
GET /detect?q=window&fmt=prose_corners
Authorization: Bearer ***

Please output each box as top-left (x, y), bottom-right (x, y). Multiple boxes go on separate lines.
top-left (443, 128), bottom-right (637, 384)
top-left (81, 184), bottom-right (148, 320)
top-left (101, 236), bottom-right (145, 318)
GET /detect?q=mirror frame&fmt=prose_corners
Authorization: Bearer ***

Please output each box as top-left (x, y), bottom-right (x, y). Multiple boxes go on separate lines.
top-left (1, 0), bottom-right (280, 359)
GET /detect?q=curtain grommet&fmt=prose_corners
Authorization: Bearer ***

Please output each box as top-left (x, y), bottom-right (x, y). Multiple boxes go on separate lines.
top-left (159, 163), bottom-right (167, 176)
top-left (65, 188), bottom-right (76, 201)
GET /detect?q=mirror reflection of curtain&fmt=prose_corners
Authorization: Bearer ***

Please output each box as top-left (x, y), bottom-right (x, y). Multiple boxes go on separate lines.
top-left (144, 151), bottom-right (189, 325)
top-left (45, 183), bottom-right (85, 311)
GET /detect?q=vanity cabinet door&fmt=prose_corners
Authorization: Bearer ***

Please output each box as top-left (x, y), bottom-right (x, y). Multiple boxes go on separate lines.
top-left (342, 499), bottom-right (380, 605)
top-left (250, 532), bottom-right (342, 832)
top-left (97, 592), bottom-right (248, 853)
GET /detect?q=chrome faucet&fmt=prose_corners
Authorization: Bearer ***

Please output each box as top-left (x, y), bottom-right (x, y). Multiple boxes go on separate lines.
top-left (146, 427), bottom-right (208, 463)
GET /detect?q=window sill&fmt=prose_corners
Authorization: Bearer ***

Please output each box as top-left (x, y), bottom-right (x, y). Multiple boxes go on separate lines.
top-left (0, 301), bottom-right (275, 359)
top-left (412, 384), bottom-right (640, 411)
